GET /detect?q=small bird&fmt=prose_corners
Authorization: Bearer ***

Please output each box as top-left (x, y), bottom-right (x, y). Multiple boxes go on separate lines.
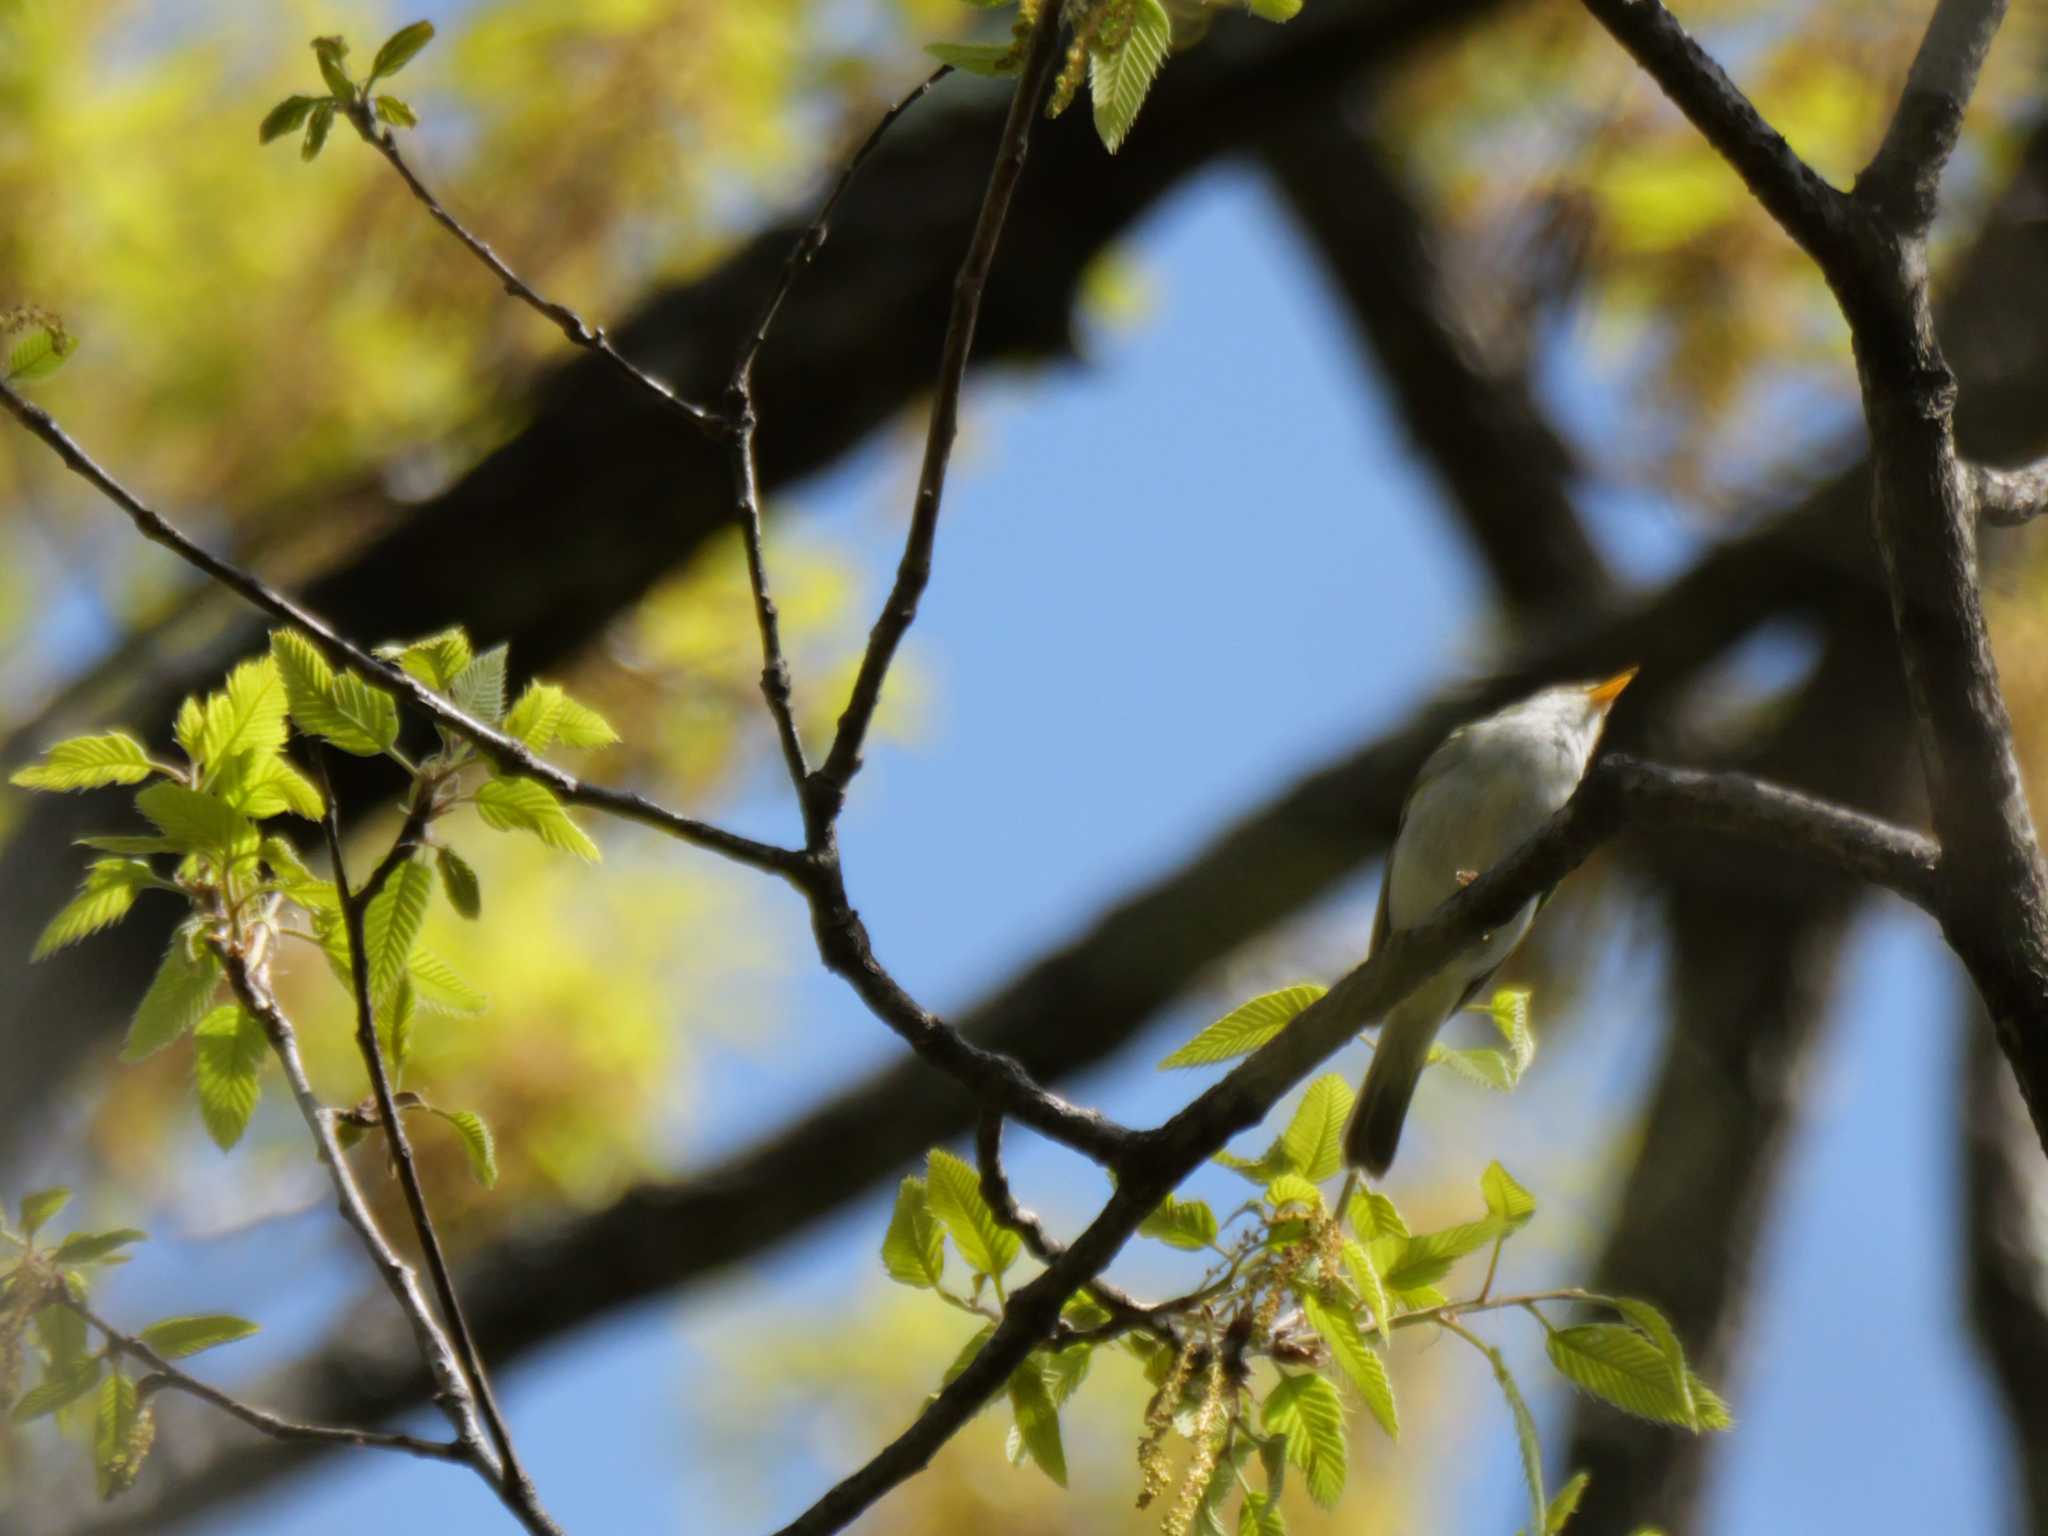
top-left (1343, 668), bottom-right (1637, 1176)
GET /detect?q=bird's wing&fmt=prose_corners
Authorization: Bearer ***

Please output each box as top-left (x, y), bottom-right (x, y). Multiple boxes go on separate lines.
top-left (1369, 728), bottom-right (1468, 958)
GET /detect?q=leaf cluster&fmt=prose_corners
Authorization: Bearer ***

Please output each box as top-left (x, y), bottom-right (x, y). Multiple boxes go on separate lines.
top-left (258, 22), bottom-right (435, 161)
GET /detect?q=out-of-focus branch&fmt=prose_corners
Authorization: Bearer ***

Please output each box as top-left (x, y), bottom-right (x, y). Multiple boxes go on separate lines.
top-left (1975, 458), bottom-right (2048, 526)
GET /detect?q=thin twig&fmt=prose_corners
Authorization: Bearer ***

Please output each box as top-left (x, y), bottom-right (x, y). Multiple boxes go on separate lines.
top-left (348, 108), bottom-right (721, 435)
top-left (723, 65), bottom-right (954, 817)
top-left (63, 1296), bottom-right (465, 1464)
top-left (0, 379), bottom-right (800, 879)
top-left (814, 7), bottom-right (1067, 807)
top-left (317, 762), bottom-right (558, 1535)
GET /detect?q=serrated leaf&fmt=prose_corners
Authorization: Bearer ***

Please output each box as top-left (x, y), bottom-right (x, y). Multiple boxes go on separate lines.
top-left (259, 94), bottom-right (321, 143)
top-left (198, 657), bottom-right (287, 770)
top-left (1046, 1341), bottom-right (1091, 1406)
top-left (370, 19), bottom-right (435, 81)
top-left (92, 1370), bottom-right (140, 1498)
top-left (373, 94), bottom-right (417, 128)
top-left (1612, 1298), bottom-right (1695, 1430)
top-left (34, 859), bottom-right (156, 960)
top-left (214, 750), bottom-right (324, 821)
top-left (1547, 1324), bottom-right (1727, 1431)
top-left (1089, 0), bottom-right (1170, 152)
top-left (1239, 1489), bottom-right (1287, 1536)
top-left (1490, 1347), bottom-right (1547, 1536)
top-left (474, 776), bottom-right (599, 860)
top-left (1161, 984), bottom-right (1325, 1068)
top-left (448, 645), bottom-right (508, 727)
top-left (50, 1228), bottom-right (146, 1264)
top-left (1430, 1045), bottom-right (1518, 1090)
top-left (174, 695), bottom-right (206, 761)
top-left (362, 857), bottom-right (433, 1003)
top-left (6, 322), bottom-right (77, 382)
top-left (1543, 1470), bottom-right (1591, 1533)
top-left (1007, 1355), bottom-right (1066, 1486)
top-left (135, 781), bottom-right (258, 858)
top-left (553, 694), bottom-right (619, 749)
top-left (11, 733), bottom-right (154, 792)
top-left (20, 1187), bottom-right (69, 1238)
top-left (1261, 1371), bottom-right (1346, 1507)
top-left (882, 1175), bottom-right (946, 1288)
top-left (383, 627), bottom-right (472, 692)
top-left (1279, 1074), bottom-right (1352, 1182)
top-left (1265, 1173), bottom-right (1323, 1210)
top-left (432, 1108), bottom-right (498, 1187)
top-left (122, 936), bottom-right (222, 1061)
top-left (1340, 1238), bottom-right (1394, 1347)
top-left (923, 41), bottom-right (1020, 76)
top-left (1481, 1161), bottom-right (1537, 1233)
top-left (1139, 1192), bottom-right (1218, 1250)
top-left (1489, 986), bottom-right (1536, 1076)
top-left (1376, 1217), bottom-right (1500, 1292)
top-left (137, 1314), bottom-right (259, 1359)
top-left (11, 1358), bottom-right (101, 1423)
top-left (271, 630), bottom-right (398, 756)
top-left (193, 1004), bottom-right (266, 1150)
top-left (1301, 1292), bottom-right (1397, 1438)
top-left (1348, 1188), bottom-right (1407, 1241)
top-left (924, 1147), bottom-right (1019, 1277)
top-left (1214, 1141), bottom-right (1297, 1186)
top-left (503, 682), bottom-right (568, 750)
top-left (434, 845), bottom-right (481, 919)
top-left (408, 947), bottom-right (485, 1014)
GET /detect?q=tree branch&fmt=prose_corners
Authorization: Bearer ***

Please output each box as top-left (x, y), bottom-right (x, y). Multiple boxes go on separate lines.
top-left (318, 769), bottom-right (557, 1534)
top-left (1974, 458), bottom-right (2048, 526)
top-left (63, 1297), bottom-right (465, 1465)
top-left (813, 3), bottom-right (1065, 807)
top-left (1859, 0), bottom-right (2012, 233)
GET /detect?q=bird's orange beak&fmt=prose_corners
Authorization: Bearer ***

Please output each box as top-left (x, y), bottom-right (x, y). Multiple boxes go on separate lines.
top-left (1584, 666), bottom-right (1638, 708)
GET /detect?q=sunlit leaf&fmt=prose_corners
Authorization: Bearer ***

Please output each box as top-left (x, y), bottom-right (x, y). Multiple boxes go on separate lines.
top-left (138, 1314), bottom-right (259, 1359)
top-left (1160, 985), bottom-right (1325, 1068)
top-left (10, 733), bottom-right (154, 792)
top-left (882, 1175), bottom-right (946, 1288)
top-left (924, 1147), bottom-right (1019, 1278)
top-left (193, 1004), bottom-right (267, 1150)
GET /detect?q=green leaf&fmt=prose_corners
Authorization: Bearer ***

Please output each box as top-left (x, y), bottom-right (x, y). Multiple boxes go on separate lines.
top-left (198, 657), bottom-right (288, 770)
top-left (122, 936), bottom-right (222, 1061)
top-left (302, 100), bottom-right (335, 160)
top-left (1160, 984), bottom-right (1326, 1068)
top-left (923, 1147), bottom-right (1019, 1278)
top-left (1348, 1188), bottom-right (1407, 1241)
top-left (881, 1175), bottom-right (946, 1289)
top-left (34, 859), bottom-right (157, 960)
top-left (11, 733), bottom-right (154, 791)
top-left (1339, 1238), bottom-right (1393, 1348)
top-left (1238, 1489), bottom-right (1287, 1536)
top-left (20, 1187), bottom-right (69, 1238)
top-left (383, 627), bottom-right (472, 692)
top-left (923, 41), bottom-right (1020, 76)
top-left (448, 644), bottom-right (508, 727)
top-left (362, 856), bottom-right (434, 1003)
top-left (1214, 1141), bottom-right (1297, 1186)
top-left (1611, 1298), bottom-right (1696, 1430)
top-left (271, 630), bottom-right (398, 756)
top-left (1007, 1355), bottom-right (1067, 1486)
top-left (174, 695), bottom-right (206, 761)
top-left (1300, 1292), bottom-right (1397, 1438)
top-left (1279, 1074), bottom-right (1352, 1182)
top-left (259, 94), bottom-right (322, 143)
top-left (193, 1004), bottom-right (267, 1150)
top-left (1430, 1045), bottom-right (1518, 1090)
top-left (373, 95), bottom-right (418, 128)
top-left (92, 1370), bottom-right (141, 1499)
top-left (1138, 1192), bottom-right (1218, 1250)
top-left (1546, 1324), bottom-right (1726, 1430)
top-left (408, 947), bottom-right (486, 1014)
top-left (1046, 1340), bottom-right (1092, 1406)
top-left (50, 1227), bottom-right (147, 1264)
top-left (1089, 0), bottom-right (1171, 152)
top-left (135, 781), bottom-right (258, 858)
top-left (940, 1323), bottom-right (994, 1391)
top-left (1489, 986), bottom-right (1537, 1075)
top-left (1543, 1471), bottom-right (1591, 1533)
top-left (552, 694), bottom-right (619, 749)
top-left (474, 776), bottom-right (599, 860)
top-left (1485, 1342), bottom-right (1547, 1536)
top-left (504, 682), bottom-right (618, 751)
top-left (1375, 1216), bottom-right (1500, 1292)
top-left (6, 321), bottom-right (78, 382)
top-left (137, 1314), bottom-right (259, 1359)
top-left (370, 19), bottom-right (435, 81)
top-left (432, 1108), bottom-right (498, 1187)
top-left (1264, 1173), bottom-right (1323, 1210)
top-left (10, 1358), bottom-right (101, 1423)
top-left (35, 1299), bottom-right (88, 1364)
top-left (312, 36), bottom-right (354, 99)
top-left (1246, 0), bottom-right (1303, 18)
top-left (432, 845), bottom-right (481, 919)
top-left (1481, 1161), bottom-right (1537, 1234)
top-left (1261, 1371), bottom-right (1346, 1507)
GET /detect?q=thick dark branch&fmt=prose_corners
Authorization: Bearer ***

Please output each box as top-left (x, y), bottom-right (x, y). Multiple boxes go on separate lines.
top-left (814, 4), bottom-right (1065, 806)
top-left (1859, 0), bottom-right (2012, 233)
top-left (1975, 458), bottom-right (2048, 526)
top-left (351, 109), bottom-right (720, 434)
top-left (1603, 755), bottom-right (1939, 908)
top-left (66, 1298), bottom-right (465, 1465)
top-left (0, 378), bottom-right (799, 879)
top-left (1574, 0), bottom-right (1853, 270)
top-left (318, 775), bottom-right (555, 1534)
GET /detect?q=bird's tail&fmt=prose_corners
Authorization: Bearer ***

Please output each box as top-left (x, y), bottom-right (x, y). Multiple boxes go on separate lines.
top-left (1344, 1000), bottom-right (1438, 1176)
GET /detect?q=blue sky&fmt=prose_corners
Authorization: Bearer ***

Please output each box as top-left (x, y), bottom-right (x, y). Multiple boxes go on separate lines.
top-left (115, 147), bottom-right (2015, 1536)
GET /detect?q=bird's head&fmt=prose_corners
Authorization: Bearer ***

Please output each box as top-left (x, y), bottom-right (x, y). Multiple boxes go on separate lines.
top-left (1499, 666), bottom-right (1637, 769)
